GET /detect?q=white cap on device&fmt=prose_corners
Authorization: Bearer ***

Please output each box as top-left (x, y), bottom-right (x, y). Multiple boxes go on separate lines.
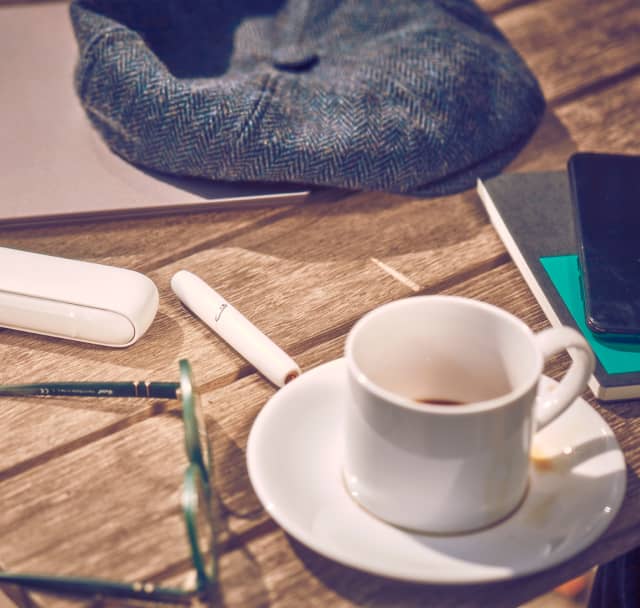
top-left (171, 270), bottom-right (300, 387)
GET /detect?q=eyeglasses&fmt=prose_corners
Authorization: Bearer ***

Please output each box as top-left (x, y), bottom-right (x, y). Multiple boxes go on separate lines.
top-left (0, 359), bottom-right (216, 605)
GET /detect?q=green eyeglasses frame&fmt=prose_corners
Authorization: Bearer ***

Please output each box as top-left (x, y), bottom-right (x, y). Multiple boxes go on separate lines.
top-left (0, 359), bottom-right (216, 604)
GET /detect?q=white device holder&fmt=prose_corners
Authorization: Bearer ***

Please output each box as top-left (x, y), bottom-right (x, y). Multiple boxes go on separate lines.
top-left (0, 247), bottom-right (158, 347)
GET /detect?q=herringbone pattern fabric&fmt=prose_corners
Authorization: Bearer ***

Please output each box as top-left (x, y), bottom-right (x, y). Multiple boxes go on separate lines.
top-left (70, 0), bottom-right (545, 195)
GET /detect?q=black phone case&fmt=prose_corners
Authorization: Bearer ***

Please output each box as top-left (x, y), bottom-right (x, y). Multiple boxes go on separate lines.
top-left (568, 152), bottom-right (640, 339)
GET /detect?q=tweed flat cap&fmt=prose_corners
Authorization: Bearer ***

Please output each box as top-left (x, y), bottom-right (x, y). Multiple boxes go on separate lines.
top-left (70, 0), bottom-right (545, 195)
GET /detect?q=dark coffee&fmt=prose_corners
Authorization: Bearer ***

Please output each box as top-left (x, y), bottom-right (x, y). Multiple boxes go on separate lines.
top-left (414, 397), bottom-right (467, 406)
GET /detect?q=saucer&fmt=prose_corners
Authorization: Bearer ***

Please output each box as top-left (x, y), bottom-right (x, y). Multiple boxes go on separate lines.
top-left (246, 359), bottom-right (626, 584)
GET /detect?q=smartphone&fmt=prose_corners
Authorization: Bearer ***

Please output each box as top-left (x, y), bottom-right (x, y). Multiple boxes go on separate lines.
top-left (569, 152), bottom-right (640, 340)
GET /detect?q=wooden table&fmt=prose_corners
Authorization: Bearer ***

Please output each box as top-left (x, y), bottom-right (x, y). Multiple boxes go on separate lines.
top-left (1, 0), bottom-right (639, 606)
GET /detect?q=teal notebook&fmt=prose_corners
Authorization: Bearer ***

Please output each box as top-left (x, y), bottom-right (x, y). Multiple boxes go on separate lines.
top-left (478, 172), bottom-right (640, 401)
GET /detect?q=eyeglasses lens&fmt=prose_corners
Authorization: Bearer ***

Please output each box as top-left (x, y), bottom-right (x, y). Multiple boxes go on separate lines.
top-left (192, 389), bottom-right (212, 480)
top-left (194, 470), bottom-right (216, 587)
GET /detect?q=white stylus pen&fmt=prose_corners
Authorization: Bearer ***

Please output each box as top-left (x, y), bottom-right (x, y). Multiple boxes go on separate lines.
top-left (171, 270), bottom-right (301, 387)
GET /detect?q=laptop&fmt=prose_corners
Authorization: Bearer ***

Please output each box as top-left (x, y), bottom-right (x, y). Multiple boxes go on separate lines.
top-left (0, 2), bottom-right (309, 227)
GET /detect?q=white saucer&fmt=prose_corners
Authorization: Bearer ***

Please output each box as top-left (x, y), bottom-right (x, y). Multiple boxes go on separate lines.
top-left (247, 359), bottom-right (626, 584)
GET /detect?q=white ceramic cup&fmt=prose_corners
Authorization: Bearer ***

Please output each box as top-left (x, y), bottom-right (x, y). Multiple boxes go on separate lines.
top-left (343, 296), bottom-right (595, 534)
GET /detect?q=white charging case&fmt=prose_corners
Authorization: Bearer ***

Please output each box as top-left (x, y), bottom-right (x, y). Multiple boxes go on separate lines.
top-left (0, 247), bottom-right (158, 347)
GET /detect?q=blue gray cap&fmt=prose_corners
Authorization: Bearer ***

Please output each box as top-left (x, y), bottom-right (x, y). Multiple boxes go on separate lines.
top-left (70, 0), bottom-right (545, 195)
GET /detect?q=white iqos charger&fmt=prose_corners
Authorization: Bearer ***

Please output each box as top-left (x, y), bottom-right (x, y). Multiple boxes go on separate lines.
top-left (0, 247), bottom-right (158, 347)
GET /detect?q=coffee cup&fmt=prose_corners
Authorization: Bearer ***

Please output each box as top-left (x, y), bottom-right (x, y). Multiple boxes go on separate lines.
top-left (343, 295), bottom-right (595, 534)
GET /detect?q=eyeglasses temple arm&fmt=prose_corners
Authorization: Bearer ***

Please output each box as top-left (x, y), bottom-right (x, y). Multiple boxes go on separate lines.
top-left (0, 573), bottom-right (192, 604)
top-left (0, 382), bottom-right (180, 399)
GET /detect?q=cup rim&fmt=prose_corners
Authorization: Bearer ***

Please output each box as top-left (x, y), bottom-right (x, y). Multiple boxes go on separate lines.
top-left (344, 295), bottom-right (544, 415)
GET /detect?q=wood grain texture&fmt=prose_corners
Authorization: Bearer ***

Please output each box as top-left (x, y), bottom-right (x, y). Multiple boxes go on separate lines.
top-left (493, 0), bottom-right (640, 103)
top-left (1, 0), bottom-right (639, 606)
top-left (555, 73), bottom-right (640, 154)
top-left (7, 264), bottom-right (629, 608)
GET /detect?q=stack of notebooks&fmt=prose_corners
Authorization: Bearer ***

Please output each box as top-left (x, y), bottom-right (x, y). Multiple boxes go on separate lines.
top-left (478, 172), bottom-right (640, 401)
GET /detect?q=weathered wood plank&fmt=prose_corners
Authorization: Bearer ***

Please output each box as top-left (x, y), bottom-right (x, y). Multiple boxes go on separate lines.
top-left (0, 110), bottom-right (576, 481)
top-left (506, 109), bottom-right (577, 172)
top-left (0, 187), bottom-right (503, 495)
top-left (0, 207), bottom-right (286, 272)
top-left (3, 262), bottom-right (639, 607)
top-left (556, 74), bottom-right (640, 154)
top-left (2, 0), bottom-right (639, 606)
top-left (494, 0), bottom-right (640, 103)
top-left (0, 416), bottom-right (192, 605)
top-left (0, 188), bottom-right (503, 378)
top-left (211, 269), bottom-right (639, 606)
top-left (211, 265), bottom-right (640, 608)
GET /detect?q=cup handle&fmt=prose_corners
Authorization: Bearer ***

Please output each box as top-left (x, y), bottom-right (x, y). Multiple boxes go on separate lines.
top-left (533, 326), bottom-right (595, 431)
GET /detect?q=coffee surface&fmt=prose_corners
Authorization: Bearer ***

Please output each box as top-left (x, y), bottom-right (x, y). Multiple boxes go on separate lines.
top-left (414, 397), bottom-right (467, 406)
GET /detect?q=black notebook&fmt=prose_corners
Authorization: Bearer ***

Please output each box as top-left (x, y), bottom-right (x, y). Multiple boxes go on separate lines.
top-left (477, 171), bottom-right (640, 402)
